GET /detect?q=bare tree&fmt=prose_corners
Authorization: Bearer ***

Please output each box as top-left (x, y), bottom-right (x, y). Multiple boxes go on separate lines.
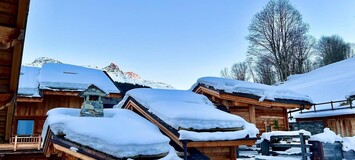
top-left (230, 62), bottom-right (248, 81)
top-left (254, 57), bottom-right (276, 85)
top-left (316, 35), bottom-right (351, 66)
top-left (220, 67), bottom-right (231, 78)
top-left (247, 0), bottom-right (312, 82)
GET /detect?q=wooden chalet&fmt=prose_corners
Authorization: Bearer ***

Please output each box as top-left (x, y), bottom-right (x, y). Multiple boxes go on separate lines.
top-left (0, 0), bottom-right (30, 146)
top-left (16, 64), bottom-right (122, 136)
top-left (120, 89), bottom-right (257, 160)
top-left (192, 77), bottom-right (312, 134)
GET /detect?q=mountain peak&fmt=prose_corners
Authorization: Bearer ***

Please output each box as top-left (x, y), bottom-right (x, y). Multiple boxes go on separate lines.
top-left (103, 63), bottom-right (121, 73)
top-left (26, 57), bottom-right (62, 67)
top-left (124, 71), bottom-right (141, 80)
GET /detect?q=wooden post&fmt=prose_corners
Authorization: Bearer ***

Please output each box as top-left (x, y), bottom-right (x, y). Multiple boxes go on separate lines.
top-left (299, 133), bottom-right (307, 160)
top-left (249, 105), bottom-right (256, 124)
top-left (13, 135), bottom-right (17, 151)
top-left (182, 141), bottom-right (188, 160)
top-left (38, 135), bottom-right (42, 150)
top-left (261, 140), bottom-right (270, 155)
top-left (230, 146), bottom-right (237, 159)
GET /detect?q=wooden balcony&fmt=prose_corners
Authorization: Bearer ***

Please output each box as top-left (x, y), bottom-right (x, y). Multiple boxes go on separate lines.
top-left (0, 135), bottom-right (42, 151)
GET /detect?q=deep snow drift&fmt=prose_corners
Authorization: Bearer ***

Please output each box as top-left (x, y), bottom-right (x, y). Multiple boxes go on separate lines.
top-left (281, 57), bottom-right (355, 118)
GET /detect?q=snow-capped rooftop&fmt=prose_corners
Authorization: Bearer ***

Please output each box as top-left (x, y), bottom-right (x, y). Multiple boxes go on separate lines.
top-left (192, 77), bottom-right (312, 103)
top-left (281, 57), bottom-right (355, 118)
top-left (39, 63), bottom-right (120, 94)
top-left (18, 66), bottom-right (41, 97)
top-left (116, 88), bottom-right (259, 141)
top-left (42, 108), bottom-right (171, 158)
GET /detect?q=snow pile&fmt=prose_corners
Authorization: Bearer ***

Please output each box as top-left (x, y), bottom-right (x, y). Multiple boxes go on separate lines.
top-left (309, 128), bottom-right (355, 152)
top-left (281, 57), bottom-right (355, 118)
top-left (18, 66), bottom-right (41, 97)
top-left (39, 63), bottom-right (120, 94)
top-left (309, 128), bottom-right (342, 143)
top-left (116, 88), bottom-right (259, 141)
top-left (342, 136), bottom-right (355, 152)
top-left (42, 108), bottom-right (170, 158)
top-left (192, 77), bottom-right (312, 103)
top-left (260, 130), bottom-right (311, 141)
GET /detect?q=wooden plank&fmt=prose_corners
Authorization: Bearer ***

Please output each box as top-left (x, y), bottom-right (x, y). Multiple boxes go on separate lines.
top-left (0, 13), bottom-right (17, 27)
top-left (53, 144), bottom-right (95, 160)
top-left (0, 50), bottom-right (12, 65)
top-left (187, 139), bottom-right (256, 148)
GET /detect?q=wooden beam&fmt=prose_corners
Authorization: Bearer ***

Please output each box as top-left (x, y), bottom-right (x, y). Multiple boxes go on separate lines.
top-left (249, 105), bottom-right (256, 124)
top-left (187, 139), bottom-right (256, 148)
top-left (16, 97), bottom-right (43, 103)
top-left (43, 90), bottom-right (79, 96)
top-left (108, 93), bottom-right (121, 99)
top-left (53, 144), bottom-right (95, 160)
top-left (196, 86), bottom-right (221, 98)
top-left (197, 86), bottom-right (307, 109)
top-left (124, 100), bottom-right (183, 148)
top-left (5, 0), bottom-right (30, 141)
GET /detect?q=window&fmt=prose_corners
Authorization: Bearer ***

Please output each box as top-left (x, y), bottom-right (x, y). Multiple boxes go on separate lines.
top-left (17, 120), bottom-right (34, 135)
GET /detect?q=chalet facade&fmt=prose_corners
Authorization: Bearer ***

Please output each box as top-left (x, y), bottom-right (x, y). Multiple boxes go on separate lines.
top-left (192, 77), bottom-right (312, 134)
top-left (15, 64), bottom-right (121, 137)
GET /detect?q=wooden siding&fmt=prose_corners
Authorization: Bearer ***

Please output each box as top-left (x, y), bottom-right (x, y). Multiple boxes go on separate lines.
top-left (15, 95), bottom-right (83, 135)
top-left (228, 106), bottom-right (288, 134)
top-left (325, 118), bottom-right (354, 137)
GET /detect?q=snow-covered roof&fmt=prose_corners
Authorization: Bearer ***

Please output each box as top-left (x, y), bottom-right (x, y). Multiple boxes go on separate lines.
top-left (42, 108), bottom-right (170, 158)
top-left (281, 57), bottom-right (355, 118)
top-left (117, 88), bottom-right (259, 141)
top-left (39, 63), bottom-right (120, 94)
top-left (192, 77), bottom-right (312, 103)
top-left (18, 66), bottom-right (41, 97)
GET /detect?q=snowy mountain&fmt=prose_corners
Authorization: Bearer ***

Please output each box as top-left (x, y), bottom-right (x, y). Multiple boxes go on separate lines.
top-left (24, 57), bottom-right (62, 67)
top-left (24, 57), bottom-right (174, 89)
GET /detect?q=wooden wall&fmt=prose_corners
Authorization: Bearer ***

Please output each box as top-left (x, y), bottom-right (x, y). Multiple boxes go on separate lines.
top-left (14, 95), bottom-right (83, 135)
top-left (325, 117), bottom-right (355, 137)
top-left (195, 146), bottom-right (236, 160)
top-left (228, 106), bottom-right (288, 134)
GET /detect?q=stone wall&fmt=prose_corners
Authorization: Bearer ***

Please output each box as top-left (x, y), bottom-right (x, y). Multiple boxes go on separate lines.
top-left (296, 121), bottom-right (324, 135)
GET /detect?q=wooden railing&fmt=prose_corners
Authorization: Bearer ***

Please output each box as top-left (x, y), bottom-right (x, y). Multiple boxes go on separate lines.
top-left (9, 135), bottom-right (42, 151)
top-left (288, 99), bottom-right (353, 116)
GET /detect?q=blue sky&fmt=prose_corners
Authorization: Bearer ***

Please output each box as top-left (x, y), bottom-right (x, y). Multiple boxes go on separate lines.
top-left (23, 0), bottom-right (355, 89)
